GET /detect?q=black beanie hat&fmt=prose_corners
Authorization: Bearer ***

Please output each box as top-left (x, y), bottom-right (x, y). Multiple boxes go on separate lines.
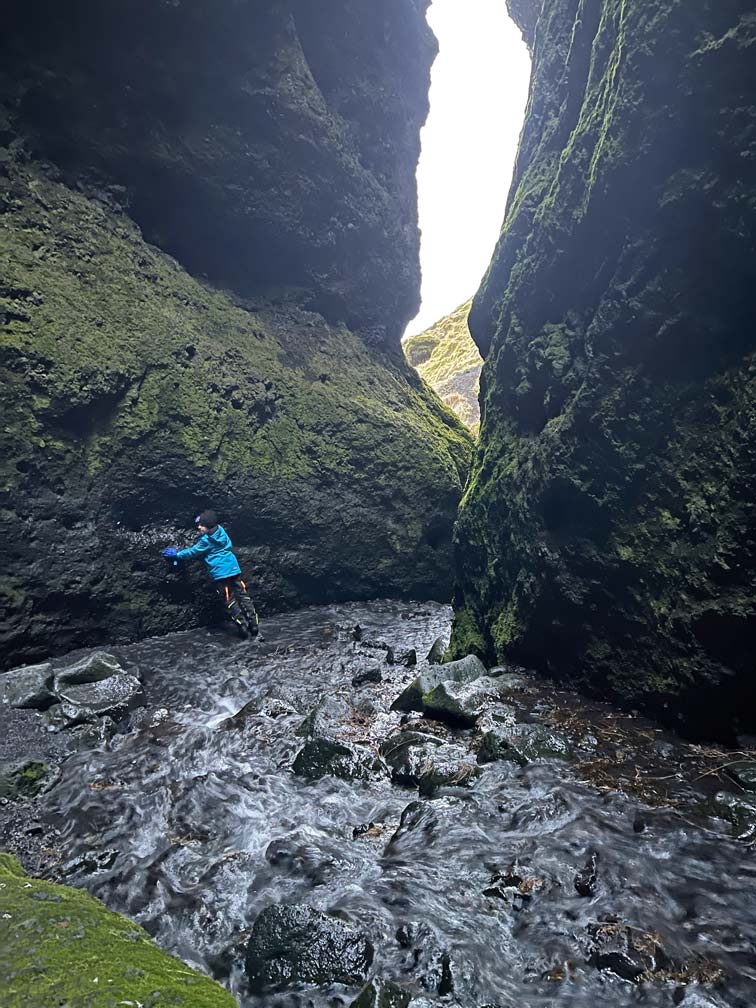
top-left (195, 509), bottom-right (218, 529)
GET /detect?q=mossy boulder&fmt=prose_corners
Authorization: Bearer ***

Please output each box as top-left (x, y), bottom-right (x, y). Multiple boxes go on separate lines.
top-left (452, 0), bottom-right (756, 736)
top-left (391, 654), bottom-right (487, 713)
top-left (0, 853), bottom-right (236, 1007)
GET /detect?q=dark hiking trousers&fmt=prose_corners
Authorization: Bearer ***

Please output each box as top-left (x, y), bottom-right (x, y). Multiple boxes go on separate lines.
top-left (215, 575), bottom-right (259, 636)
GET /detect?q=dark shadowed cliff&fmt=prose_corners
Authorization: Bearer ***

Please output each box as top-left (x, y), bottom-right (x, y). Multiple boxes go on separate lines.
top-left (451, 0), bottom-right (756, 737)
top-left (0, 1), bottom-right (473, 668)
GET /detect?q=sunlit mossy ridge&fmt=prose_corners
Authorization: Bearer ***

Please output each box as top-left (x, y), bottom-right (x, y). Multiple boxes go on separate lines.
top-left (0, 854), bottom-right (236, 1007)
top-left (403, 299), bottom-right (482, 429)
top-left (450, 0), bottom-right (756, 735)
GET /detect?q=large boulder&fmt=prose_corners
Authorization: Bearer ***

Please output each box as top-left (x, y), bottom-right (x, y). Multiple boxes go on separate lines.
top-left (391, 654), bottom-right (487, 713)
top-left (0, 663), bottom-right (54, 710)
top-left (56, 674), bottom-right (143, 727)
top-left (451, 0), bottom-right (756, 736)
top-left (421, 676), bottom-right (510, 726)
top-left (245, 904), bottom-right (373, 992)
top-left (292, 737), bottom-right (383, 782)
top-left (476, 722), bottom-right (571, 766)
top-left (53, 651), bottom-right (127, 690)
top-left (379, 731), bottom-right (479, 795)
top-left (0, 760), bottom-right (59, 801)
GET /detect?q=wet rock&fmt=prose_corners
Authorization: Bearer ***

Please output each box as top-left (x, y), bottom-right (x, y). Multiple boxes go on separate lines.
top-left (56, 673), bottom-right (144, 727)
top-left (726, 762), bottom-right (756, 793)
top-left (0, 759), bottom-right (59, 801)
top-left (63, 848), bottom-right (119, 875)
top-left (352, 668), bottom-right (383, 688)
top-left (265, 836), bottom-right (337, 886)
top-left (396, 649), bottom-right (417, 667)
top-left (483, 863), bottom-right (547, 911)
top-left (73, 716), bottom-right (117, 749)
top-left (245, 904), bottom-right (373, 991)
top-left (351, 625), bottom-right (363, 642)
top-left (421, 676), bottom-right (508, 727)
top-left (476, 722), bottom-right (570, 766)
top-left (297, 695), bottom-right (354, 739)
top-left (292, 737), bottom-right (383, 782)
top-left (385, 801), bottom-right (438, 852)
top-left (710, 791), bottom-right (756, 840)
top-left (391, 654), bottom-right (487, 713)
top-left (587, 920), bottom-right (669, 981)
top-left (53, 651), bottom-right (127, 690)
top-left (350, 979), bottom-right (412, 1008)
top-left (574, 851), bottom-right (599, 897)
top-left (426, 636), bottom-right (446, 664)
top-left (0, 662), bottom-right (55, 710)
top-left (220, 696), bottom-right (298, 730)
top-left (379, 731), bottom-right (479, 795)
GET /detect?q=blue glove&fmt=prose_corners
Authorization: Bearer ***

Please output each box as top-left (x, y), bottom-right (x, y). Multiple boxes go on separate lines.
top-left (162, 547), bottom-right (179, 558)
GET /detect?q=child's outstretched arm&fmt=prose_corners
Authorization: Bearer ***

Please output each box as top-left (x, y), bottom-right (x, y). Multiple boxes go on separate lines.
top-left (176, 535), bottom-right (212, 562)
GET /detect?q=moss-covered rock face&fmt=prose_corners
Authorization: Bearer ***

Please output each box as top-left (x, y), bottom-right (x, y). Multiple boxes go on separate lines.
top-left (1, 154), bottom-right (472, 667)
top-left (0, 3), bottom-right (473, 668)
top-left (452, 0), bottom-right (756, 737)
top-left (0, 853), bottom-right (236, 1007)
top-left (403, 300), bottom-right (482, 429)
top-left (1, 0), bottom-right (435, 345)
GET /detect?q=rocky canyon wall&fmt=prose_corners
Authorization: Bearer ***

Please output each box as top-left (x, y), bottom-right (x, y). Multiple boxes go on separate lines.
top-left (451, 0), bottom-right (756, 737)
top-left (0, 1), bottom-right (472, 668)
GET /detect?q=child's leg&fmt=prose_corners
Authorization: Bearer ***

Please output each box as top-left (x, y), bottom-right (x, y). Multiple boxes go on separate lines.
top-left (232, 577), bottom-right (260, 636)
top-left (216, 577), bottom-right (249, 635)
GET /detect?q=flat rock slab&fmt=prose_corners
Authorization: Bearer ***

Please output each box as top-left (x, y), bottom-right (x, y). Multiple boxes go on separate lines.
top-left (0, 663), bottom-right (55, 710)
top-left (53, 651), bottom-right (128, 690)
top-left (245, 904), bottom-right (373, 991)
top-left (56, 674), bottom-right (143, 727)
top-left (391, 654), bottom-right (487, 713)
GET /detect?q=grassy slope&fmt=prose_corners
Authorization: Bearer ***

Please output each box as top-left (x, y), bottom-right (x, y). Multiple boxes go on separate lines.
top-left (0, 853), bottom-right (235, 1008)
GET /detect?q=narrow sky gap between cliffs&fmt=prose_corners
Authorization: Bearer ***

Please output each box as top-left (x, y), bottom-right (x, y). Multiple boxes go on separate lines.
top-left (405, 0), bottom-right (530, 338)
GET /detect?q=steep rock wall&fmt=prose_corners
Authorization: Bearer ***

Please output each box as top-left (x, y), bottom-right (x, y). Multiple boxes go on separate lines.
top-left (0, 2), bottom-right (473, 668)
top-left (451, 0), bottom-right (756, 737)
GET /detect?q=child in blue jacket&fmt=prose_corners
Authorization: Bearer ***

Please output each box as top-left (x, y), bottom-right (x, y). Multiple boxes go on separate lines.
top-left (162, 510), bottom-right (259, 638)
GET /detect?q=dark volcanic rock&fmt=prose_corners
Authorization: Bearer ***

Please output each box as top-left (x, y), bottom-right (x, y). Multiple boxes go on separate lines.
top-left (476, 722), bottom-right (570, 766)
top-left (587, 920), bottom-right (670, 981)
top-left (0, 3), bottom-right (472, 669)
top-left (292, 737), bottom-right (383, 782)
top-left (450, 0), bottom-right (756, 736)
top-left (245, 904), bottom-right (373, 992)
top-left (379, 731), bottom-right (479, 794)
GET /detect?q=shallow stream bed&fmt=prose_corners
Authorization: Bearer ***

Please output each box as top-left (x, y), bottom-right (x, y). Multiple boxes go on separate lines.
top-left (2, 600), bottom-right (756, 1007)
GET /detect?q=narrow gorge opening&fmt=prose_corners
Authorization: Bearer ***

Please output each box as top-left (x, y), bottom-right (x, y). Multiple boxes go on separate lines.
top-left (402, 0), bottom-right (530, 429)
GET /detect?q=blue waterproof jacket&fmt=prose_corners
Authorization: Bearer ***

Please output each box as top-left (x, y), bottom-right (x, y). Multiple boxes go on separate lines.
top-left (177, 525), bottom-right (241, 580)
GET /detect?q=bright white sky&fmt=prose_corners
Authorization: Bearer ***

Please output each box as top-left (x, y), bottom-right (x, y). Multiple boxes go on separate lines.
top-left (404, 0), bottom-right (531, 337)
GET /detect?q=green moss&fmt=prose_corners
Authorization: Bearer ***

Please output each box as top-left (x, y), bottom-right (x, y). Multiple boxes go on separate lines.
top-left (403, 300), bottom-right (482, 429)
top-left (0, 854), bottom-right (236, 1008)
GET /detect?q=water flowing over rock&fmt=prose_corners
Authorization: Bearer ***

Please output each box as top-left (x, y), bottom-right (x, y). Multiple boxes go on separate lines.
top-left (245, 904), bottom-right (373, 992)
top-left (451, 0), bottom-right (756, 738)
top-left (0, 0), bottom-right (472, 668)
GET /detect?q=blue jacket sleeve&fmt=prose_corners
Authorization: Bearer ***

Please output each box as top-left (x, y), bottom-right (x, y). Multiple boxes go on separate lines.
top-left (177, 535), bottom-right (212, 561)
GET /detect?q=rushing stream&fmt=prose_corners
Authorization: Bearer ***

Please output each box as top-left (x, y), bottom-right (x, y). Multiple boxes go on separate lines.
top-left (28, 601), bottom-right (756, 1007)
